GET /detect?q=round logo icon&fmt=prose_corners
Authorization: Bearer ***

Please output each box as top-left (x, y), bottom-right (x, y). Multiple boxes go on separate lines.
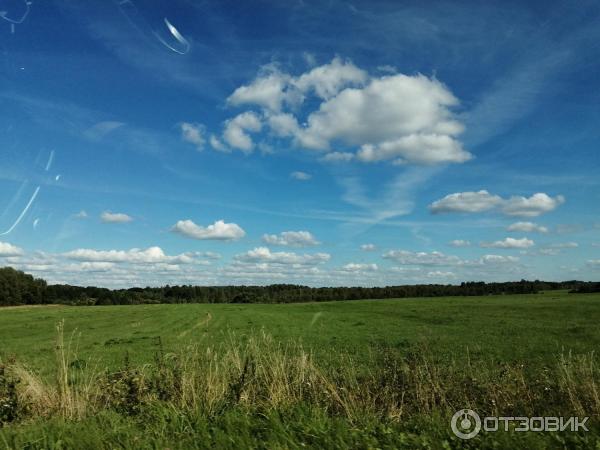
top-left (451, 409), bottom-right (481, 440)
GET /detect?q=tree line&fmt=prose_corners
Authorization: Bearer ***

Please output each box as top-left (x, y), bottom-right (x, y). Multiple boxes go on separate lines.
top-left (0, 266), bottom-right (597, 307)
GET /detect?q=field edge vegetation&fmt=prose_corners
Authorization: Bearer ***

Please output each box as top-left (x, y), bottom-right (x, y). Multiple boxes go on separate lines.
top-left (1, 321), bottom-right (598, 449)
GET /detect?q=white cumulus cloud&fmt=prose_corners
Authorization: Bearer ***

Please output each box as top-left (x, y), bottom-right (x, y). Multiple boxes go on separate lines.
top-left (507, 222), bottom-right (549, 233)
top-left (228, 69), bottom-right (292, 112)
top-left (227, 57), bottom-right (367, 112)
top-left (430, 190), bottom-right (503, 213)
top-left (298, 74), bottom-right (469, 163)
top-left (293, 57), bottom-right (368, 100)
top-left (501, 193), bottom-right (565, 217)
top-left (342, 263), bottom-right (378, 272)
top-left (480, 237), bottom-right (534, 249)
top-left (479, 254), bottom-right (519, 264)
top-left (64, 262), bottom-right (117, 272)
top-left (262, 231), bottom-right (320, 247)
top-left (430, 191), bottom-right (564, 217)
top-left (0, 241), bottom-right (24, 257)
top-left (427, 271), bottom-right (456, 279)
top-left (220, 58), bottom-right (470, 166)
top-left (382, 250), bottom-right (461, 266)
top-left (357, 133), bottom-right (470, 165)
top-left (64, 246), bottom-right (193, 264)
top-left (222, 112), bottom-right (262, 153)
top-left (234, 247), bottom-right (330, 265)
top-left (171, 219), bottom-right (246, 241)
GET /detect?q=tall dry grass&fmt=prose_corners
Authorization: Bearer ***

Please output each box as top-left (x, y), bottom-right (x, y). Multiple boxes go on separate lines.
top-left (1, 325), bottom-right (598, 426)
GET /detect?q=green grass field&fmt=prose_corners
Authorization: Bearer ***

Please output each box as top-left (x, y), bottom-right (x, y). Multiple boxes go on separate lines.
top-left (2, 291), bottom-right (599, 372)
top-left (1, 291), bottom-right (599, 449)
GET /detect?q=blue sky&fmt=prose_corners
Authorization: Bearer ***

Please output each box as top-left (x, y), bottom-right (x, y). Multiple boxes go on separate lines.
top-left (1, 0), bottom-right (599, 287)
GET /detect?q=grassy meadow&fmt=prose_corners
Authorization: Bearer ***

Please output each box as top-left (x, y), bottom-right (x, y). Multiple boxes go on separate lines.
top-left (1, 291), bottom-right (599, 449)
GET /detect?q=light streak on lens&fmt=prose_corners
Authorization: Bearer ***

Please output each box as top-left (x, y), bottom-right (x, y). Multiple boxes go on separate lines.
top-left (155, 18), bottom-right (190, 55)
top-left (45, 149), bottom-right (55, 171)
top-left (0, 185), bottom-right (40, 236)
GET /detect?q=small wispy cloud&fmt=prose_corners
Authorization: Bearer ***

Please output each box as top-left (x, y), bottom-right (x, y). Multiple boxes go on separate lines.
top-left (234, 247), bottom-right (330, 265)
top-left (449, 239), bottom-right (471, 247)
top-left (262, 231), bottom-right (320, 247)
top-left (84, 121), bottom-right (125, 140)
top-left (341, 263), bottom-right (378, 272)
top-left (290, 171), bottom-right (312, 181)
top-left (480, 237), bottom-right (534, 249)
top-left (319, 152), bottom-right (354, 163)
top-left (507, 221), bottom-right (548, 233)
top-left (180, 122), bottom-right (206, 151)
top-left (340, 167), bottom-right (438, 223)
top-left (100, 211), bottom-right (133, 224)
top-left (547, 242), bottom-right (578, 249)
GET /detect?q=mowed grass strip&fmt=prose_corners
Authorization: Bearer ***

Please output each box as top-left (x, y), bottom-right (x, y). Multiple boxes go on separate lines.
top-left (1, 291), bottom-right (599, 377)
